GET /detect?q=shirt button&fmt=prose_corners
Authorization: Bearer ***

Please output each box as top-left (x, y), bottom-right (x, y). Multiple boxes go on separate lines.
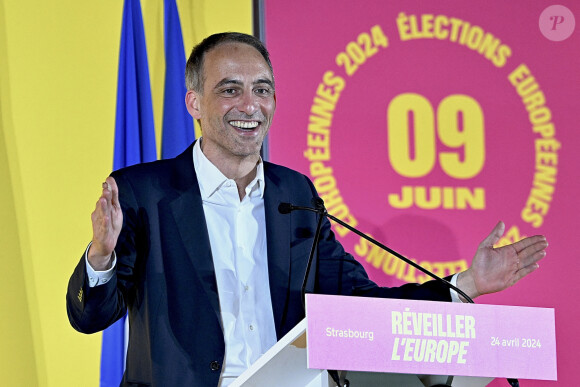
top-left (244, 285), bottom-right (249, 292)
top-left (210, 361), bottom-right (221, 371)
top-left (249, 324), bottom-right (255, 331)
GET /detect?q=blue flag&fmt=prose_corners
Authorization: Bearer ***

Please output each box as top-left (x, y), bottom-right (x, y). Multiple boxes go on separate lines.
top-left (161, 0), bottom-right (195, 159)
top-left (101, 0), bottom-right (156, 385)
top-left (113, 0), bottom-right (157, 171)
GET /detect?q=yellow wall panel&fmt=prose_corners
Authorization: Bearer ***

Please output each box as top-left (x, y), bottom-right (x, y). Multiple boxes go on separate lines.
top-left (0, 1), bottom-right (252, 385)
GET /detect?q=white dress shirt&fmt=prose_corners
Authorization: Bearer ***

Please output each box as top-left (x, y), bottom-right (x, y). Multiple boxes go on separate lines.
top-left (192, 140), bottom-right (277, 385)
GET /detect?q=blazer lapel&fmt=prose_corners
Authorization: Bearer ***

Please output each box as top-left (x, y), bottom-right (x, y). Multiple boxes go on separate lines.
top-left (167, 143), bottom-right (221, 322)
top-left (264, 165), bottom-right (292, 337)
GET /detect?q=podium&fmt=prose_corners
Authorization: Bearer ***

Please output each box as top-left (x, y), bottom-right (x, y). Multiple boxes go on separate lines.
top-left (230, 319), bottom-right (331, 387)
top-left (231, 295), bottom-right (557, 387)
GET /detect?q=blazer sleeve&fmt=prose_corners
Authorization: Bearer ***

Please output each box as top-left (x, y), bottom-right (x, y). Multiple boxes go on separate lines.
top-left (66, 170), bottom-right (142, 333)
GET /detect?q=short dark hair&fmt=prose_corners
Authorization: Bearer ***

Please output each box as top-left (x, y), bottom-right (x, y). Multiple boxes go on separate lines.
top-left (185, 32), bottom-right (274, 93)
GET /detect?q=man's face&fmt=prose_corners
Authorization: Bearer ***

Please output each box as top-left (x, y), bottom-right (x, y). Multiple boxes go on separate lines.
top-left (186, 42), bottom-right (276, 161)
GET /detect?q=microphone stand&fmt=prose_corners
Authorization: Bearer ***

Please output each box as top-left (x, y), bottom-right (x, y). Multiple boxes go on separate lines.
top-left (282, 199), bottom-right (520, 387)
top-left (293, 200), bottom-right (347, 387)
top-left (288, 199), bottom-right (474, 304)
top-left (300, 199), bottom-right (326, 310)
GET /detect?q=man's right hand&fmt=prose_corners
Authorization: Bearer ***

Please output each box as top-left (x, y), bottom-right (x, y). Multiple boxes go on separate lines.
top-left (88, 176), bottom-right (123, 271)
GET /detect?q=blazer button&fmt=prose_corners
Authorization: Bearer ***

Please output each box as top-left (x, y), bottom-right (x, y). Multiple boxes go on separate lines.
top-left (210, 361), bottom-right (221, 371)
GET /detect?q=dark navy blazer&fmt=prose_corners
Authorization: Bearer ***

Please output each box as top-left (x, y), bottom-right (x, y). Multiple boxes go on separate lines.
top-left (67, 142), bottom-right (452, 387)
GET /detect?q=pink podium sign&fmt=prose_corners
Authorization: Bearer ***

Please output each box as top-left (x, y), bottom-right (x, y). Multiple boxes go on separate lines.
top-left (306, 294), bottom-right (556, 380)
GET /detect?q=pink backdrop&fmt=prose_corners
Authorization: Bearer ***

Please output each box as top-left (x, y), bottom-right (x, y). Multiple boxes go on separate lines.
top-left (265, 1), bottom-right (579, 385)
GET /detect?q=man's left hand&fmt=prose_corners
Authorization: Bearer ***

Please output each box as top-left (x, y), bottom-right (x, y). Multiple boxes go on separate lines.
top-left (458, 221), bottom-right (548, 300)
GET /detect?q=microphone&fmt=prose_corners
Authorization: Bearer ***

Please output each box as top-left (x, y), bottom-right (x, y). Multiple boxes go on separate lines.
top-left (277, 202), bottom-right (294, 214)
top-left (278, 202), bottom-right (319, 215)
top-left (278, 199), bottom-right (475, 304)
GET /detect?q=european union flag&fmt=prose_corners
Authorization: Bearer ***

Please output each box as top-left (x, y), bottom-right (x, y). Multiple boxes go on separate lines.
top-left (161, 0), bottom-right (195, 159)
top-left (101, 0), bottom-right (156, 385)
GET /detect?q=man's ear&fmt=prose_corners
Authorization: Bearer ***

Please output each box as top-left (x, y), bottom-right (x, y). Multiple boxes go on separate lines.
top-left (185, 90), bottom-right (201, 119)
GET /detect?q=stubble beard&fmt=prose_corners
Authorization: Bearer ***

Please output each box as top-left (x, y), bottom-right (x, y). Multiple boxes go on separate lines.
top-left (222, 115), bottom-right (269, 158)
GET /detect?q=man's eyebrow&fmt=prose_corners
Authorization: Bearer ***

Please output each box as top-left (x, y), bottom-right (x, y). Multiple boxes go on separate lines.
top-left (214, 78), bottom-right (243, 89)
top-left (254, 78), bottom-right (274, 88)
top-left (213, 78), bottom-right (275, 90)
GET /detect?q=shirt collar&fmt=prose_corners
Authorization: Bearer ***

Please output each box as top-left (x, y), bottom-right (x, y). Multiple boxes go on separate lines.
top-left (193, 138), bottom-right (265, 199)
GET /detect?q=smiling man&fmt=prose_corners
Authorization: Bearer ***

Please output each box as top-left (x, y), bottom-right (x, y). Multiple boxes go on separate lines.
top-left (66, 32), bottom-right (548, 387)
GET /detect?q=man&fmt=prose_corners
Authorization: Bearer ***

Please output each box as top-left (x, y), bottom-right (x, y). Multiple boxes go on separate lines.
top-left (67, 32), bottom-right (547, 387)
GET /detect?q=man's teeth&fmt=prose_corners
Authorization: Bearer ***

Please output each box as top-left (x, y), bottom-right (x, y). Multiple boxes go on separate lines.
top-left (230, 120), bottom-right (259, 129)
